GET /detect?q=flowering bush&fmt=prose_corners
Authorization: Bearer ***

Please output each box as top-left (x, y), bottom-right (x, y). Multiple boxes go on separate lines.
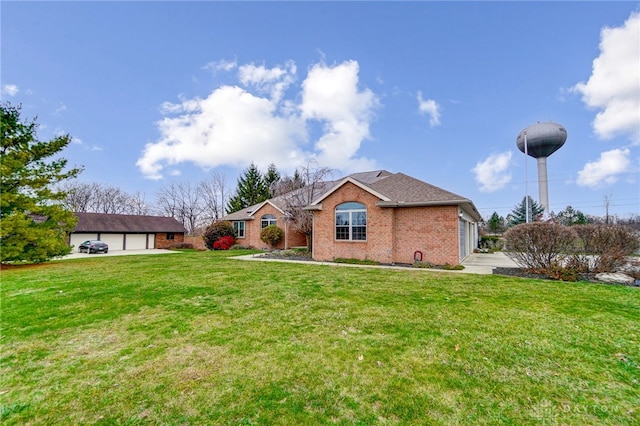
top-left (213, 235), bottom-right (235, 250)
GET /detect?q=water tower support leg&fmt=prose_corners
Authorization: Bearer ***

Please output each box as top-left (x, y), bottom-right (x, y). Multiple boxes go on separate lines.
top-left (537, 157), bottom-right (549, 215)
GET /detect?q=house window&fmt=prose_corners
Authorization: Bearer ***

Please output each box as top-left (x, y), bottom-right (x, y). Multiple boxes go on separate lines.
top-left (233, 221), bottom-right (245, 238)
top-left (335, 202), bottom-right (366, 241)
top-left (167, 233), bottom-right (175, 240)
top-left (261, 214), bottom-right (276, 229)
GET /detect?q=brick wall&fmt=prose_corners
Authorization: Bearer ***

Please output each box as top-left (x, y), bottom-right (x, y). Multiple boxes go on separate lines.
top-left (236, 204), bottom-right (307, 250)
top-left (312, 182), bottom-right (461, 265)
top-left (156, 232), bottom-right (185, 249)
top-left (394, 206), bottom-right (460, 265)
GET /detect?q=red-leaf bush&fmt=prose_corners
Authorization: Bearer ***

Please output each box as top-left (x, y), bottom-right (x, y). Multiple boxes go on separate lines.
top-left (203, 221), bottom-right (236, 250)
top-left (213, 235), bottom-right (235, 250)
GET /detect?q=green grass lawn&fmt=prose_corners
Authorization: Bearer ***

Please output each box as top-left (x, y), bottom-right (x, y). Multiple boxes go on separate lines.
top-left (1, 250), bottom-right (638, 425)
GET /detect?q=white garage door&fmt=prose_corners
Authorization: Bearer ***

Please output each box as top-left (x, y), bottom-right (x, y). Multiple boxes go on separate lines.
top-left (70, 233), bottom-right (98, 251)
top-left (100, 234), bottom-right (125, 251)
top-left (126, 234), bottom-right (148, 250)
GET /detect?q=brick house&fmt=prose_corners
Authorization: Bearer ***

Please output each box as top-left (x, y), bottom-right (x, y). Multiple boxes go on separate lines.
top-left (70, 212), bottom-right (187, 251)
top-left (224, 170), bottom-right (482, 265)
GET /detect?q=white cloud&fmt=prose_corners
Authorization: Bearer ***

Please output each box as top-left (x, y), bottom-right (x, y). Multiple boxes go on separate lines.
top-left (138, 60), bottom-right (379, 179)
top-left (300, 60), bottom-right (378, 171)
top-left (417, 91), bottom-right (441, 127)
top-left (472, 151), bottom-right (513, 192)
top-left (2, 84), bottom-right (19, 97)
top-left (577, 148), bottom-right (631, 188)
top-left (202, 58), bottom-right (237, 74)
top-left (572, 12), bottom-right (640, 144)
top-left (238, 60), bottom-right (296, 103)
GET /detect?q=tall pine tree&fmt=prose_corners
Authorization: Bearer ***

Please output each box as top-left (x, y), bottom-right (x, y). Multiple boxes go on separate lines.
top-left (506, 196), bottom-right (544, 227)
top-left (263, 163), bottom-right (281, 198)
top-left (1, 103), bottom-right (82, 263)
top-left (226, 163), bottom-right (270, 213)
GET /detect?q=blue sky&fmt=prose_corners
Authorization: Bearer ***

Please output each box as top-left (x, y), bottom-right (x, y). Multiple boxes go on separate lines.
top-left (2, 1), bottom-right (639, 219)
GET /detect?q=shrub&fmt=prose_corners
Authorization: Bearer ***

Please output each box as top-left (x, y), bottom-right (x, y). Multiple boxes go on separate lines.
top-left (168, 243), bottom-right (194, 250)
top-left (203, 221), bottom-right (236, 250)
top-left (572, 224), bottom-right (640, 272)
top-left (503, 222), bottom-right (577, 270)
top-left (213, 235), bottom-right (235, 250)
top-left (260, 225), bottom-right (283, 248)
top-left (479, 235), bottom-right (502, 251)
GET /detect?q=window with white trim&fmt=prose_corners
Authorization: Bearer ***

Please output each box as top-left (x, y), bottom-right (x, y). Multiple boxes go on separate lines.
top-left (261, 214), bottom-right (276, 229)
top-left (233, 221), bottom-right (245, 238)
top-left (335, 202), bottom-right (367, 241)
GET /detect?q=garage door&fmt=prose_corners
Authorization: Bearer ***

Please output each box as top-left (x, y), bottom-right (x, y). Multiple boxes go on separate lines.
top-left (100, 234), bottom-right (125, 251)
top-left (70, 233), bottom-right (98, 251)
top-left (126, 234), bottom-right (148, 250)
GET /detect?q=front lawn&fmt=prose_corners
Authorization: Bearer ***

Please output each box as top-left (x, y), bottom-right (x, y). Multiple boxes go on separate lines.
top-left (1, 250), bottom-right (638, 424)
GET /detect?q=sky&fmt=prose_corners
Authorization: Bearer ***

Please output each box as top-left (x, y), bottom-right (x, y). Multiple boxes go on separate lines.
top-left (2, 1), bottom-right (639, 220)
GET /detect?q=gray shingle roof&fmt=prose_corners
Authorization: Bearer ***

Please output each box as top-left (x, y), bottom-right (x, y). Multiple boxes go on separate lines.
top-left (222, 170), bottom-right (482, 221)
top-left (74, 212), bottom-right (187, 233)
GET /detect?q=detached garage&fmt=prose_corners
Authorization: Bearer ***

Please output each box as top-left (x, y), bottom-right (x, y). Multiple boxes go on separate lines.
top-left (70, 212), bottom-right (187, 251)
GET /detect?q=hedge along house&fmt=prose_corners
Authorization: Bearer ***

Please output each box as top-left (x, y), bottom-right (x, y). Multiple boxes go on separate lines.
top-left (70, 212), bottom-right (188, 251)
top-left (224, 170), bottom-right (481, 265)
top-left (307, 171), bottom-right (482, 265)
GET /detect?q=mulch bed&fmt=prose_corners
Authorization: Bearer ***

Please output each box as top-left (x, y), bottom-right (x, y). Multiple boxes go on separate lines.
top-left (493, 267), bottom-right (639, 287)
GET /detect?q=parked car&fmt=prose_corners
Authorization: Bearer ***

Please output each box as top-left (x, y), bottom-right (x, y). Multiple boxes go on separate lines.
top-left (78, 240), bottom-right (109, 254)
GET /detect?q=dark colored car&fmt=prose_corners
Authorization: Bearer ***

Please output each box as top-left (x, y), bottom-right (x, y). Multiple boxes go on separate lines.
top-left (78, 240), bottom-right (109, 254)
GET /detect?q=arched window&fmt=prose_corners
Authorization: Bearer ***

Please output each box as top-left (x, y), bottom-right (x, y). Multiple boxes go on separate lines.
top-left (335, 202), bottom-right (366, 241)
top-left (261, 214), bottom-right (277, 229)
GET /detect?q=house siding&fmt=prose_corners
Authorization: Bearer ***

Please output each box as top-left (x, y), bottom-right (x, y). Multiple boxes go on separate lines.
top-left (312, 182), bottom-right (462, 265)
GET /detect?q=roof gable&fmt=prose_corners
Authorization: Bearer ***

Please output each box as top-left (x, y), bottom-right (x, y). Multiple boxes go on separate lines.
top-left (310, 177), bottom-right (392, 206)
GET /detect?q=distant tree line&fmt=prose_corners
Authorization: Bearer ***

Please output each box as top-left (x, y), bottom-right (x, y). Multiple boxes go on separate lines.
top-left (482, 196), bottom-right (638, 235)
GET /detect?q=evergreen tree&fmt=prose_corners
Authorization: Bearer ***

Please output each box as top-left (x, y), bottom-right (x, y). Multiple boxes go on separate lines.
top-left (487, 212), bottom-right (506, 234)
top-left (264, 163), bottom-right (281, 197)
top-left (1, 103), bottom-right (82, 263)
top-left (507, 196), bottom-right (544, 227)
top-left (226, 163), bottom-right (270, 213)
top-left (552, 205), bottom-right (588, 226)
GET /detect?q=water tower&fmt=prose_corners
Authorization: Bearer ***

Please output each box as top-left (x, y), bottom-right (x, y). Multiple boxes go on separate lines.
top-left (516, 121), bottom-right (567, 215)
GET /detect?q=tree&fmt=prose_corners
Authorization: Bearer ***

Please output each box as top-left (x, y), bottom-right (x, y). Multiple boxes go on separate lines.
top-left (486, 212), bottom-right (506, 234)
top-left (263, 163), bottom-right (281, 198)
top-left (60, 181), bottom-right (150, 215)
top-left (551, 205), bottom-right (587, 226)
top-left (1, 103), bottom-right (82, 263)
top-left (506, 196), bottom-right (544, 227)
top-left (199, 171), bottom-right (229, 226)
top-left (226, 163), bottom-right (270, 213)
top-left (277, 160), bottom-right (334, 250)
top-left (155, 181), bottom-right (202, 235)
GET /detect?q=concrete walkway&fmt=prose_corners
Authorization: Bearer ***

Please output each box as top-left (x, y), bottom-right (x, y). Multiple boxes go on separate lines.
top-left (232, 251), bottom-right (518, 275)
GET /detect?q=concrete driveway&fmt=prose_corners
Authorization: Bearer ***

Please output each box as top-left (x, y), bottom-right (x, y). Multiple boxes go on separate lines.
top-left (460, 252), bottom-right (518, 274)
top-left (59, 249), bottom-right (181, 260)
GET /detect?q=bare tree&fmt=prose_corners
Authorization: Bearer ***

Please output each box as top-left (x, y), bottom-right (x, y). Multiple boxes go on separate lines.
top-left (59, 181), bottom-right (97, 212)
top-left (60, 182), bottom-right (150, 215)
top-left (155, 181), bottom-right (203, 235)
top-left (278, 160), bottom-right (335, 249)
top-left (199, 171), bottom-right (229, 226)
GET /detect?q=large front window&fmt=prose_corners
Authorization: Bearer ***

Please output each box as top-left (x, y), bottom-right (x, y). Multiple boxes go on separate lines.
top-left (261, 214), bottom-right (276, 229)
top-left (335, 202), bottom-right (366, 241)
top-left (233, 221), bottom-right (245, 238)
